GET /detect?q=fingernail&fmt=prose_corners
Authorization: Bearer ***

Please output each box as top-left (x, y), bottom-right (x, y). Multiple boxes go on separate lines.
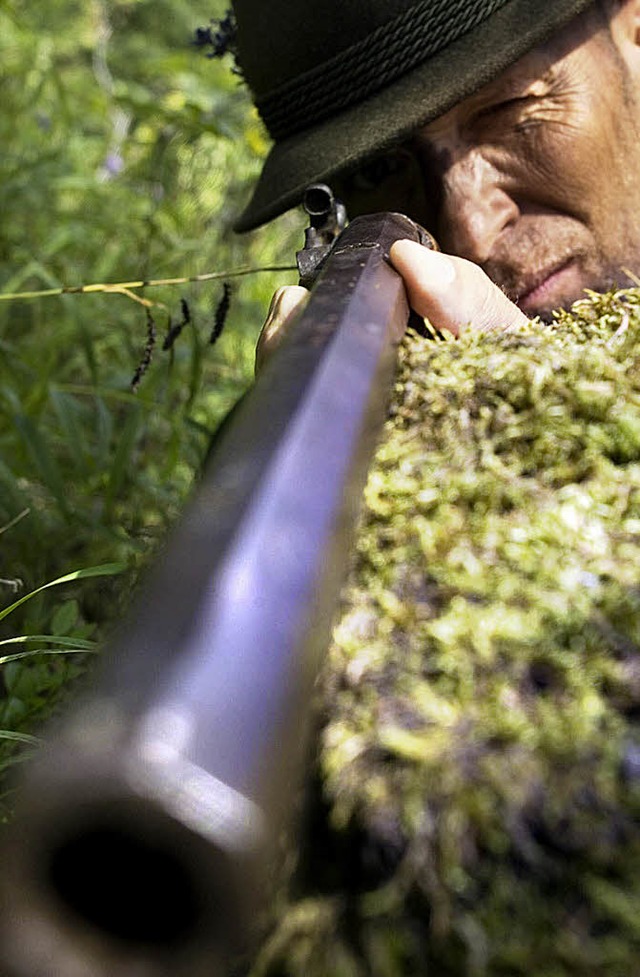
top-left (390, 240), bottom-right (457, 288)
top-left (265, 286), bottom-right (308, 328)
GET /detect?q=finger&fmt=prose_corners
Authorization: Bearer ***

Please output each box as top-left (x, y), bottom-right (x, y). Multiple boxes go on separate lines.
top-left (255, 285), bottom-right (309, 374)
top-left (389, 239), bottom-right (529, 337)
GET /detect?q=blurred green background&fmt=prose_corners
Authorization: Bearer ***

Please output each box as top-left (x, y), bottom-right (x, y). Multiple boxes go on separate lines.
top-left (0, 0), bottom-right (301, 797)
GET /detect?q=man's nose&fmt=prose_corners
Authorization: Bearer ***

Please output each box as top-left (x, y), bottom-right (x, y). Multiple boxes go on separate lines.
top-left (436, 152), bottom-right (519, 264)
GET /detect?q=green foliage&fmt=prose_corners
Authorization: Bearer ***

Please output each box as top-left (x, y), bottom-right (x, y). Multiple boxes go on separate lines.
top-left (253, 291), bottom-right (640, 977)
top-left (0, 564), bottom-right (122, 798)
top-left (0, 2), bottom-right (300, 775)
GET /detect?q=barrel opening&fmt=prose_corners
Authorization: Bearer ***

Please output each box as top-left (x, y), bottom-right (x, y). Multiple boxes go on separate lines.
top-left (303, 184), bottom-right (334, 218)
top-left (47, 822), bottom-right (206, 947)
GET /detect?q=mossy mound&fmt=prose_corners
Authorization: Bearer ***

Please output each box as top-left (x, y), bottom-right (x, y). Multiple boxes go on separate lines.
top-left (251, 291), bottom-right (640, 977)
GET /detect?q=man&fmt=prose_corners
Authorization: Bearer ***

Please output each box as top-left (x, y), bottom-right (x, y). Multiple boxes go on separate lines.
top-left (225, 0), bottom-right (640, 346)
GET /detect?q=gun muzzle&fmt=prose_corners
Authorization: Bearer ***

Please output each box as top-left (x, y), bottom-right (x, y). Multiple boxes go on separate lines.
top-left (0, 211), bottom-right (428, 976)
top-left (1, 722), bottom-right (264, 977)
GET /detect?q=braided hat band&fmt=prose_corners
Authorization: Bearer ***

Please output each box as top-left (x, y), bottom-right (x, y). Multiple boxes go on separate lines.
top-left (258, 0), bottom-right (510, 142)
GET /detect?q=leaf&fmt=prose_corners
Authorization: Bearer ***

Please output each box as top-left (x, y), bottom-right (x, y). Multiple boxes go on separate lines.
top-left (0, 730), bottom-right (39, 746)
top-left (0, 461), bottom-right (30, 516)
top-left (13, 413), bottom-right (71, 518)
top-left (50, 599), bottom-right (79, 636)
top-left (0, 634), bottom-right (96, 650)
top-left (0, 648), bottom-right (93, 666)
top-left (0, 259), bottom-right (53, 296)
top-left (0, 564), bottom-right (125, 623)
top-left (50, 391), bottom-right (87, 471)
top-left (105, 406), bottom-right (142, 509)
top-left (94, 396), bottom-right (114, 468)
top-left (0, 507), bottom-right (30, 537)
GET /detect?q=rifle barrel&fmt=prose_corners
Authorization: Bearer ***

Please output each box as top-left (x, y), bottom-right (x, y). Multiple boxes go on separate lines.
top-left (0, 212), bottom-right (424, 977)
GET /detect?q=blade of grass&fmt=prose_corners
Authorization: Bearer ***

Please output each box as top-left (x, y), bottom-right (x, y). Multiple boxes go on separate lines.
top-left (0, 508), bottom-right (30, 536)
top-left (50, 391), bottom-right (88, 471)
top-left (0, 730), bottom-right (39, 745)
top-left (94, 395), bottom-right (113, 469)
top-left (0, 634), bottom-right (96, 650)
top-left (0, 461), bottom-right (31, 515)
top-left (0, 564), bottom-right (124, 623)
top-left (105, 406), bottom-right (142, 511)
top-left (13, 413), bottom-right (71, 518)
top-left (0, 648), bottom-right (94, 666)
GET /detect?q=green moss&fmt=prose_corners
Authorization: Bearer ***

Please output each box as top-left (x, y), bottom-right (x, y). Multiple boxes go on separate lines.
top-left (250, 290), bottom-right (640, 977)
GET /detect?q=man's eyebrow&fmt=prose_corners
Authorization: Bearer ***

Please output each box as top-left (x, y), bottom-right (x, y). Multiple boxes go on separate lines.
top-left (471, 64), bottom-right (556, 108)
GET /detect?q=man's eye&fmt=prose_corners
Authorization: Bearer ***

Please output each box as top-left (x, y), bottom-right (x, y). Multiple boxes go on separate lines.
top-left (334, 146), bottom-right (429, 222)
top-left (478, 95), bottom-right (536, 120)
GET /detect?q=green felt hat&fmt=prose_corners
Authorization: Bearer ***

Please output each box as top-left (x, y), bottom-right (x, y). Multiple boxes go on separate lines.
top-left (232, 0), bottom-right (596, 232)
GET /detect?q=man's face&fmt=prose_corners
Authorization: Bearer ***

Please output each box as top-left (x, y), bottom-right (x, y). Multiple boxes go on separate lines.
top-left (336, 4), bottom-right (640, 318)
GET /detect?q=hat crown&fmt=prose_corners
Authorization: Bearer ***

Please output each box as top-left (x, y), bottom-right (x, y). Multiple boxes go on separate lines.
top-left (233, 0), bottom-right (414, 97)
top-left (233, 0), bottom-right (513, 142)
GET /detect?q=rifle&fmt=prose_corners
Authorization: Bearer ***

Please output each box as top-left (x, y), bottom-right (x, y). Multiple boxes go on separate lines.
top-left (0, 189), bottom-right (434, 977)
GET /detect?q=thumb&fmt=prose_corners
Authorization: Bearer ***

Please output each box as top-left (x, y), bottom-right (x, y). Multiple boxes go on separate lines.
top-left (389, 239), bottom-right (529, 337)
top-left (255, 285), bottom-right (309, 374)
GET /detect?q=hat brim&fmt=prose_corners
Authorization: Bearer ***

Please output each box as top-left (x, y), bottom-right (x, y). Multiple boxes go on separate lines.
top-left (234, 0), bottom-right (596, 232)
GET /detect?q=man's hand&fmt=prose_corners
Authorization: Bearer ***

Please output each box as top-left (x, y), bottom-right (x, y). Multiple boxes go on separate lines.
top-left (389, 240), bottom-right (529, 337)
top-left (256, 240), bottom-right (529, 371)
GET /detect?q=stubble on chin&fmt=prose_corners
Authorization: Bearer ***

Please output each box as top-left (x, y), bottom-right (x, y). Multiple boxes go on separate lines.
top-left (484, 228), bottom-right (639, 320)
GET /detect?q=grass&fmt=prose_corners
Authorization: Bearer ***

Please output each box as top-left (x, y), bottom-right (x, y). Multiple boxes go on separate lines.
top-left (0, 0), bottom-right (302, 798)
top-left (0, 562), bottom-right (123, 804)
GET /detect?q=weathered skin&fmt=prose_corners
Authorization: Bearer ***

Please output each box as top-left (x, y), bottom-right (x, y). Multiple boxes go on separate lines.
top-left (337, 1), bottom-right (640, 323)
